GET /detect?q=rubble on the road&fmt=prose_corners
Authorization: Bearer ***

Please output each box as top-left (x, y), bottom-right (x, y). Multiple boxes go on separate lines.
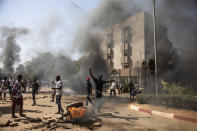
top-left (10, 122), bottom-right (19, 127)
top-left (43, 115), bottom-right (52, 120)
top-left (21, 120), bottom-right (29, 124)
top-left (40, 96), bottom-right (48, 98)
top-left (93, 122), bottom-right (103, 127)
top-left (14, 118), bottom-right (21, 122)
top-left (0, 119), bottom-right (10, 127)
top-left (48, 118), bottom-right (55, 122)
top-left (65, 102), bottom-right (84, 109)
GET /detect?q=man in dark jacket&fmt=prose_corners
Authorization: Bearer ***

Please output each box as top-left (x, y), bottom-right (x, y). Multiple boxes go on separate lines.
top-left (89, 68), bottom-right (114, 98)
top-left (85, 77), bottom-right (92, 106)
top-left (89, 68), bottom-right (114, 112)
top-left (128, 80), bottom-right (135, 99)
top-left (31, 78), bottom-right (39, 106)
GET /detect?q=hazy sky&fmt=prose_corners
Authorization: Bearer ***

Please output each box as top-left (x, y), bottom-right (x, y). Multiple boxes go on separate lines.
top-left (0, 0), bottom-right (100, 66)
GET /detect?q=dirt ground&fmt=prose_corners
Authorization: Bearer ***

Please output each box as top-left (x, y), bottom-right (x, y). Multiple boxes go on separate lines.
top-left (0, 88), bottom-right (197, 131)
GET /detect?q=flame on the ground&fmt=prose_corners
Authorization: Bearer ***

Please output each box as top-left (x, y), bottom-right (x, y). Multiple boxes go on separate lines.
top-left (68, 107), bottom-right (88, 119)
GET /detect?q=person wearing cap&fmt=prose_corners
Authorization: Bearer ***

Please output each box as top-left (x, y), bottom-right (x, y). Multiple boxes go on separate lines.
top-left (52, 75), bottom-right (64, 114)
top-left (85, 77), bottom-right (92, 106)
top-left (31, 78), bottom-right (39, 106)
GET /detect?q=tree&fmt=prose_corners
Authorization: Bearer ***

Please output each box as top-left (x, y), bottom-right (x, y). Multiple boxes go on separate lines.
top-left (110, 69), bottom-right (118, 76)
top-left (16, 64), bottom-right (25, 75)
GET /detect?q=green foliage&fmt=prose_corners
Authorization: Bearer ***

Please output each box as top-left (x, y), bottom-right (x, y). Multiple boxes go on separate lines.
top-left (16, 64), bottom-right (25, 75)
top-left (120, 76), bottom-right (129, 93)
top-left (110, 69), bottom-right (118, 75)
top-left (136, 94), bottom-right (197, 111)
top-left (161, 81), bottom-right (197, 95)
top-left (162, 81), bottom-right (186, 95)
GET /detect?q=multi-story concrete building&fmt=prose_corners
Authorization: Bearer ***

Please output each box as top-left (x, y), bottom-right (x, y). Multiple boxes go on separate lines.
top-left (100, 11), bottom-right (167, 88)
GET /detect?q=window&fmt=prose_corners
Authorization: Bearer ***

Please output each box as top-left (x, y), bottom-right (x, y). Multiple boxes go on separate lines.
top-left (107, 55), bottom-right (111, 59)
top-left (107, 33), bottom-right (113, 48)
top-left (124, 64), bottom-right (129, 69)
top-left (123, 26), bottom-right (131, 43)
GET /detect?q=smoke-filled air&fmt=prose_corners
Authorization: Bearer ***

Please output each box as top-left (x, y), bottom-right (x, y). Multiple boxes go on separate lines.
top-left (1, 0), bottom-right (197, 130)
top-left (0, 0), bottom-right (197, 92)
top-left (0, 27), bottom-right (28, 77)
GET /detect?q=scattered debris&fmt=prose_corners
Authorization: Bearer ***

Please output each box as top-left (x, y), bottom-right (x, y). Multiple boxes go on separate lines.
top-left (56, 115), bottom-right (63, 121)
top-left (10, 122), bottom-right (18, 127)
top-left (48, 119), bottom-right (55, 123)
top-left (27, 96), bottom-right (32, 99)
top-left (21, 120), bottom-right (29, 124)
top-left (30, 117), bottom-right (42, 123)
top-left (14, 118), bottom-right (21, 122)
top-left (40, 96), bottom-right (48, 98)
top-left (43, 116), bottom-right (52, 120)
top-left (93, 122), bottom-right (103, 127)
top-left (65, 102), bottom-right (84, 109)
top-left (0, 119), bottom-right (10, 127)
top-left (36, 117), bottom-right (42, 122)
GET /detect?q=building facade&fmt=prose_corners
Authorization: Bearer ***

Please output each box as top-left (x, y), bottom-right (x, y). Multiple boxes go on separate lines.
top-left (100, 11), bottom-right (158, 86)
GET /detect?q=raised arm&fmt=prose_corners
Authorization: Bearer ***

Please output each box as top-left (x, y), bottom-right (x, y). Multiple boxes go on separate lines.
top-left (89, 68), bottom-right (96, 80)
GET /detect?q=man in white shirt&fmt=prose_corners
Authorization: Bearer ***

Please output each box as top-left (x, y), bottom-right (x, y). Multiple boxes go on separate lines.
top-left (110, 81), bottom-right (118, 97)
top-left (52, 75), bottom-right (64, 114)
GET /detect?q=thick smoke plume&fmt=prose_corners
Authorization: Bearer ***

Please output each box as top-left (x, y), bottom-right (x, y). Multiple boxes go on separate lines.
top-left (156, 0), bottom-right (197, 88)
top-left (24, 52), bottom-right (77, 80)
top-left (70, 0), bottom-right (153, 92)
top-left (70, 0), bottom-right (137, 92)
top-left (0, 27), bottom-right (28, 76)
top-left (1, 0), bottom-right (195, 92)
top-left (71, 0), bottom-right (197, 92)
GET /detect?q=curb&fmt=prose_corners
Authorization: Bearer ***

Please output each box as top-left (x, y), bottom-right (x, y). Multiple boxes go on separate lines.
top-left (130, 104), bottom-right (197, 124)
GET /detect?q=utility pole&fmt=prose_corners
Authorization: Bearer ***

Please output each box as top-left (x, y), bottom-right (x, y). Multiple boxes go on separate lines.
top-left (153, 0), bottom-right (158, 95)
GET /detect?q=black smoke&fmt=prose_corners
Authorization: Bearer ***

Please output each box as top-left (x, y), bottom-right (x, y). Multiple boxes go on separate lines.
top-left (0, 27), bottom-right (28, 76)
top-left (72, 0), bottom-right (197, 91)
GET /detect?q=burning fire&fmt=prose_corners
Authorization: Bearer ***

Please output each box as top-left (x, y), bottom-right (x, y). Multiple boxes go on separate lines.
top-left (68, 107), bottom-right (88, 119)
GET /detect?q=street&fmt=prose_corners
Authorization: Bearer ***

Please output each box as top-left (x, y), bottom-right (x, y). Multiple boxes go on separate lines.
top-left (1, 90), bottom-right (197, 131)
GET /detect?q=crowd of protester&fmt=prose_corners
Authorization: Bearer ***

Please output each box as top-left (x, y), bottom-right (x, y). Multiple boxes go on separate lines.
top-left (0, 68), bottom-right (141, 118)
